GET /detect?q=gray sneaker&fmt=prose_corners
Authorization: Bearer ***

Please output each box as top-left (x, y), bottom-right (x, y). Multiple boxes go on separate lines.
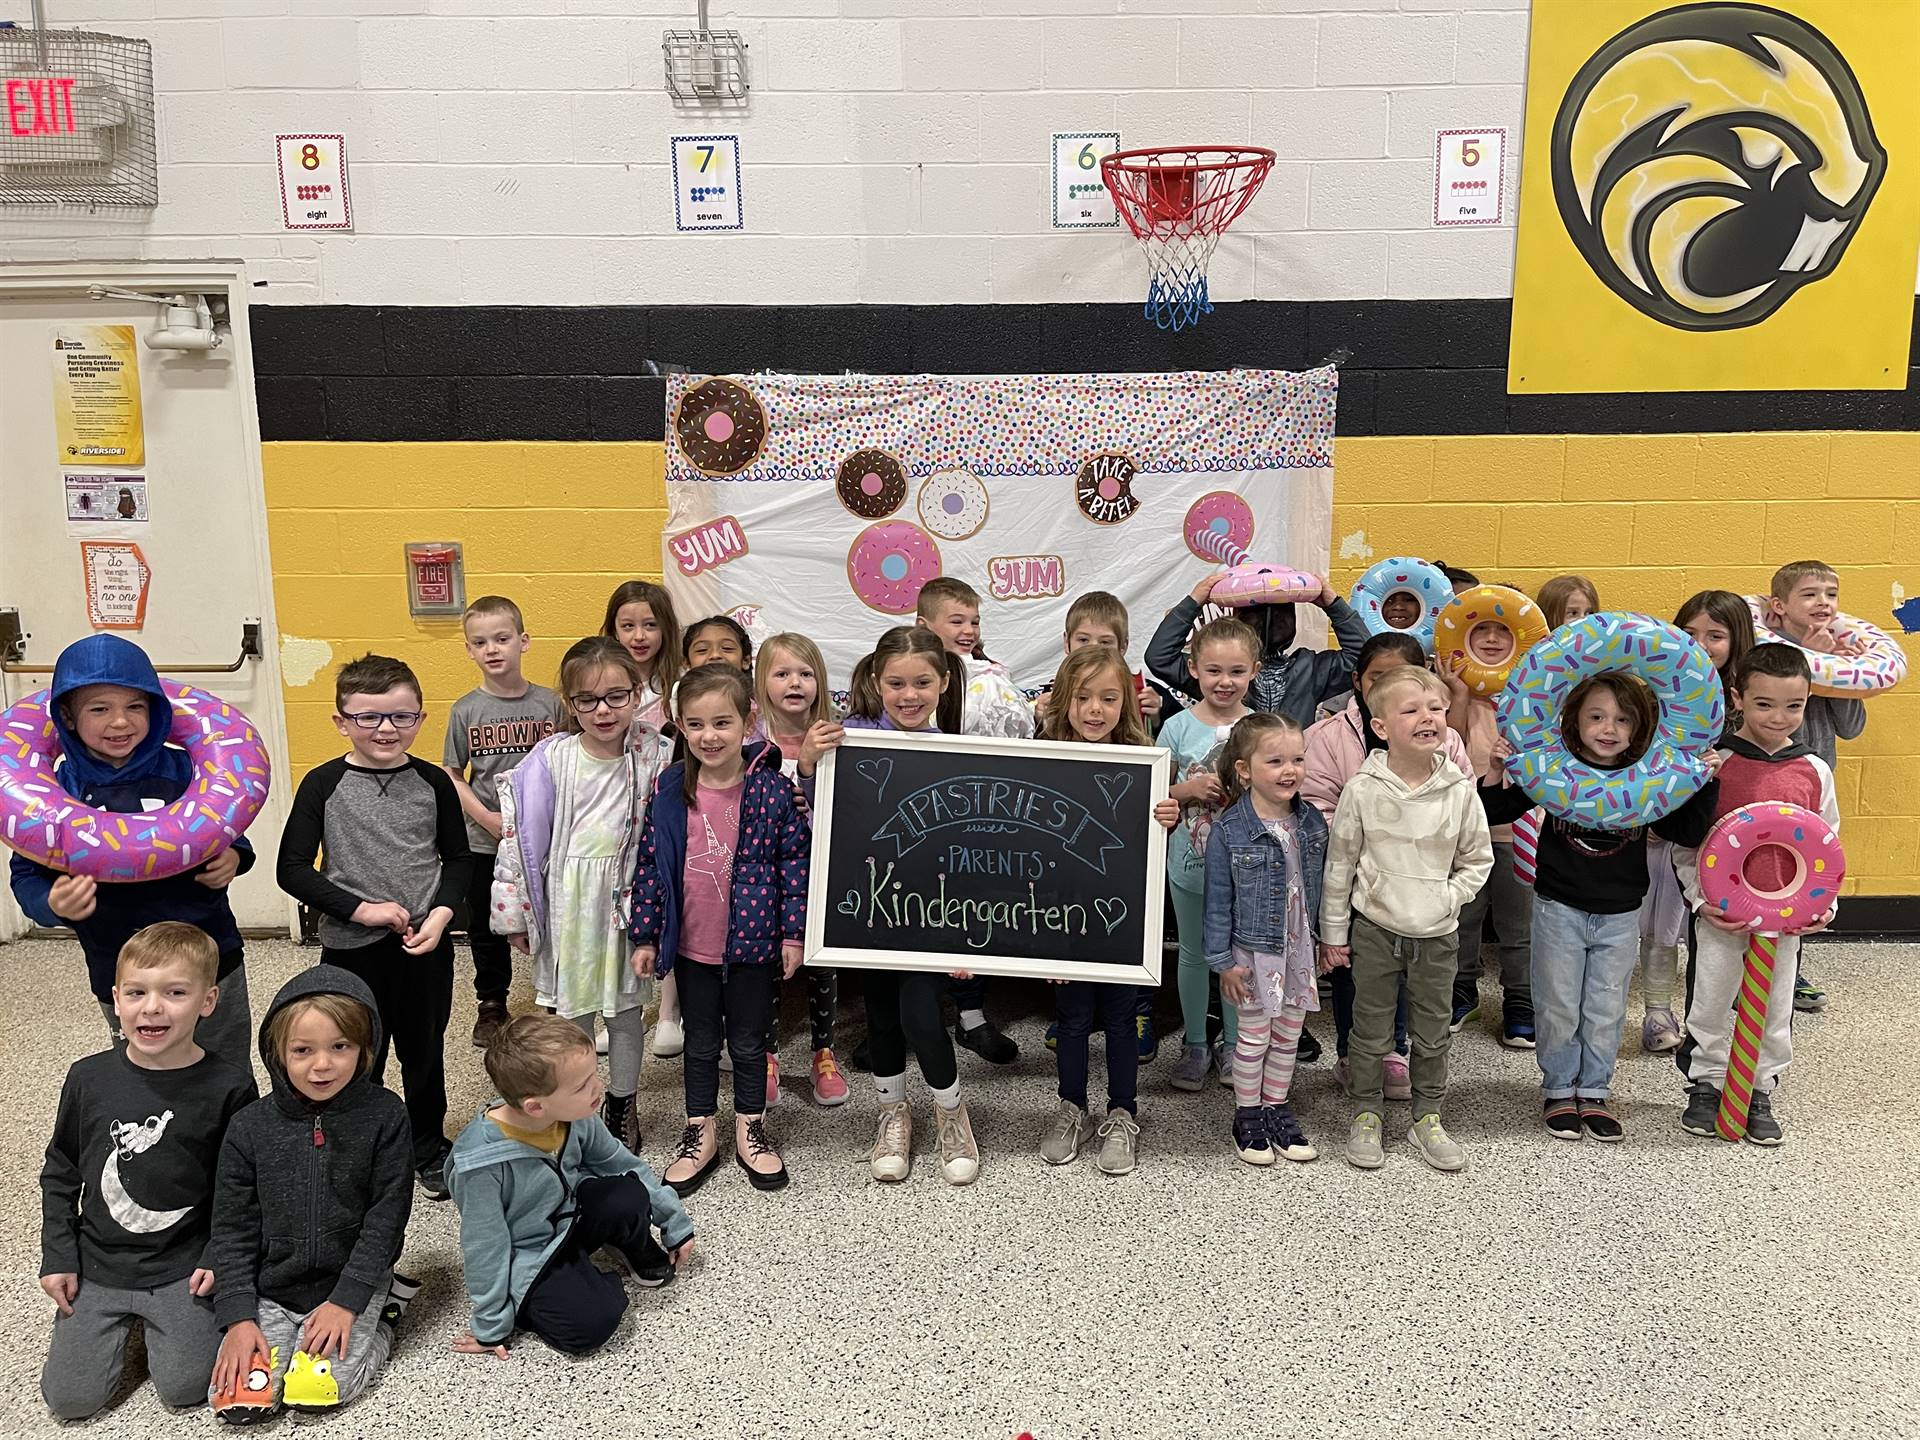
top-left (1346, 1112), bottom-right (1385, 1170)
top-left (1681, 1081), bottom-right (1722, 1137)
top-left (1407, 1114), bottom-right (1467, 1172)
top-left (1745, 1090), bottom-right (1786, 1147)
top-left (1168, 1043), bottom-right (1210, 1092)
top-left (1095, 1108), bottom-right (1140, 1175)
top-left (1213, 1040), bottom-right (1235, 1088)
top-left (1039, 1099), bottom-right (1095, 1166)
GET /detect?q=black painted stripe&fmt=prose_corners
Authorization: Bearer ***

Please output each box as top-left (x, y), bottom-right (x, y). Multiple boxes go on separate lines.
top-left (250, 301), bottom-right (1920, 443)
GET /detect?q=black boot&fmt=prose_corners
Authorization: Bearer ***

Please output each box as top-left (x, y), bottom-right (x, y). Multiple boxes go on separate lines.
top-left (602, 1090), bottom-right (642, 1153)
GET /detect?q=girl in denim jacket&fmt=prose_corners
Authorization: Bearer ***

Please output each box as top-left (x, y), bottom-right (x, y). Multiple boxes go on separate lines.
top-left (1202, 714), bottom-right (1328, 1167)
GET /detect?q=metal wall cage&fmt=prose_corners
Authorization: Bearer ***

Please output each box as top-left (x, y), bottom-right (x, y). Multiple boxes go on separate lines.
top-left (662, 28), bottom-right (749, 104)
top-left (0, 29), bottom-right (157, 207)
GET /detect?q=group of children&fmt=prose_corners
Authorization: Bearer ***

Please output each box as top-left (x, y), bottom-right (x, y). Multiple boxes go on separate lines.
top-left (24, 557), bottom-right (1862, 1417)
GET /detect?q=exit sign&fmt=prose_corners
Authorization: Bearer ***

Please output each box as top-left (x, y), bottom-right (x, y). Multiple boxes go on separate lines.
top-left (6, 76), bottom-right (78, 136)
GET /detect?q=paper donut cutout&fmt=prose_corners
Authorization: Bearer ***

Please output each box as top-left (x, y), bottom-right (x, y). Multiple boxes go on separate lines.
top-left (1351, 556), bottom-right (1453, 650)
top-left (918, 468), bottom-right (990, 541)
top-left (1496, 613), bottom-right (1725, 828)
top-left (672, 377), bottom-right (768, 476)
top-left (1075, 452), bottom-right (1141, 525)
top-left (1698, 804), bottom-right (1844, 934)
top-left (0, 681), bottom-right (272, 881)
top-left (836, 448), bottom-right (909, 520)
top-left (846, 521), bottom-right (942, 615)
top-left (1434, 585), bottom-right (1550, 698)
top-left (1183, 491), bottom-right (1255, 565)
top-left (1743, 597), bottom-right (1908, 698)
top-left (1211, 563), bottom-right (1322, 608)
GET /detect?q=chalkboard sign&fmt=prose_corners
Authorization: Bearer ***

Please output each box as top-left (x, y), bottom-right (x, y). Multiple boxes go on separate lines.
top-left (804, 730), bottom-right (1169, 984)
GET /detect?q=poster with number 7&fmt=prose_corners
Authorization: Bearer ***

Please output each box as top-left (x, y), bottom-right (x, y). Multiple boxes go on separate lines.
top-left (672, 135), bottom-right (744, 232)
top-left (276, 134), bottom-right (351, 231)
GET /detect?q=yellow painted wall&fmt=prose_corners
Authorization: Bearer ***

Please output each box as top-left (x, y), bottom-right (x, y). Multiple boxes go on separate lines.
top-left (262, 433), bottom-right (1920, 895)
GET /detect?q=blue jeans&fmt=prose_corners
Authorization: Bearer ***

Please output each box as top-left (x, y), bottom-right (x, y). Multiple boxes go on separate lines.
top-left (1530, 895), bottom-right (1641, 1100)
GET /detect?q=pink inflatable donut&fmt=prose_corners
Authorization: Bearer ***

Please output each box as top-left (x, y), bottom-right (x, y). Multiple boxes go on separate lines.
top-left (1183, 492), bottom-right (1255, 565)
top-left (1210, 563), bottom-right (1323, 608)
top-left (847, 520), bottom-right (942, 615)
top-left (1697, 803), bottom-right (1844, 934)
top-left (0, 681), bottom-right (272, 882)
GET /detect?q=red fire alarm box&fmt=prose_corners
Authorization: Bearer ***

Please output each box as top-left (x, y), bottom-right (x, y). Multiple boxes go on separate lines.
top-left (404, 541), bottom-right (465, 617)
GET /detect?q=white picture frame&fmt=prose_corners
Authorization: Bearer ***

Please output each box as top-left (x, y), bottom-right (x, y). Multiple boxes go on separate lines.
top-left (803, 729), bottom-right (1170, 985)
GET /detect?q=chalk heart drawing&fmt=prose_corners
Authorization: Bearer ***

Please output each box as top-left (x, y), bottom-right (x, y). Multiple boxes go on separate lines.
top-left (839, 889), bottom-right (861, 916)
top-left (1094, 896), bottom-right (1128, 935)
top-left (1095, 771), bottom-right (1132, 813)
top-left (855, 756), bottom-right (893, 800)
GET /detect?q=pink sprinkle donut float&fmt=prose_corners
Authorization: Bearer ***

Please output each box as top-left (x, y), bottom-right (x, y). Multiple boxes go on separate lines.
top-left (847, 520), bottom-right (941, 615)
top-left (1183, 492), bottom-right (1255, 565)
top-left (0, 681), bottom-right (272, 881)
top-left (1743, 596), bottom-right (1907, 698)
top-left (1697, 803), bottom-right (1844, 934)
top-left (1210, 563), bottom-right (1323, 608)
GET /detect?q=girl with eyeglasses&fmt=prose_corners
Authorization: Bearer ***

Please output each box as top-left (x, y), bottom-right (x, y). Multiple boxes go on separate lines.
top-left (491, 637), bottom-right (673, 1153)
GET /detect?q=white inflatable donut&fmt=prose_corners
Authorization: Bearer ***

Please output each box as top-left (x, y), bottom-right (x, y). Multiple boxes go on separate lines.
top-left (1744, 597), bottom-right (1908, 697)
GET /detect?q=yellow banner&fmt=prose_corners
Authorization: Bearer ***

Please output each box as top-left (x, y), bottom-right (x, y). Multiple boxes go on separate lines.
top-left (52, 324), bottom-right (145, 467)
top-left (1509, 0), bottom-right (1920, 393)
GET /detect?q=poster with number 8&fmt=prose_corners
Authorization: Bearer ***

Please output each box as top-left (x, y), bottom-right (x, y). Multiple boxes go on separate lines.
top-left (672, 135), bottom-right (744, 232)
top-left (276, 133), bottom-right (351, 231)
top-left (1052, 132), bottom-right (1120, 229)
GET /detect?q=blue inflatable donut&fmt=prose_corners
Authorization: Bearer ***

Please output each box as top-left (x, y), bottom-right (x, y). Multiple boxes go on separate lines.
top-left (1495, 613), bottom-right (1724, 828)
top-left (1350, 556), bottom-right (1452, 649)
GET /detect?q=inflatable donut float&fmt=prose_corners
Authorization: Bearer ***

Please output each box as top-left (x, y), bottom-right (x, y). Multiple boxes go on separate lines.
top-left (1698, 803), bottom-right (1844, 934)
top-left (918, 468), bottom-right (990, 541)
top-left (1351, 556), bottom-right (1453, 649)
top-left (1435, 585), bottom-right (1550, 698)
top-left (1211, 563), bottom-right (1322, 608)
top-left (0, 681), bottom-right (271, 881)
top-left (1075, 451), bottom-right (1141, 525)
top-left (673, 377), bottom-right (768, 476)
top-left (836, 448), bottom-right (908, 520)
top-left (1743, 597), bottom-right (1908, 698)
top-left (846, 520), bottom-right (941, 615)
top-left (1497, 613), bottom-right (1724, 828)
top-left (1183, 491), bottom-right (1255, 564)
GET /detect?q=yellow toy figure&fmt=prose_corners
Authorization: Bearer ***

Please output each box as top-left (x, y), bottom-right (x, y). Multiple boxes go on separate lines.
top-left (281, 1349), bottom-right (342, 1412)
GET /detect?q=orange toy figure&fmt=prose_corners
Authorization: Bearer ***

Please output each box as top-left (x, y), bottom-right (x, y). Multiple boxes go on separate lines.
top-left (210, 1342), bottom-right (276, 1426)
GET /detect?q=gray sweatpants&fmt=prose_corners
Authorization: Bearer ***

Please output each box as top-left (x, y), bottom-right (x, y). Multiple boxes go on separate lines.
top-left (97, 962), bottom-right (252, 1064)
top-left (213, 1283), bottom-right (394, 1413)
top-left (42, 1276), bottom-right (220, 1420)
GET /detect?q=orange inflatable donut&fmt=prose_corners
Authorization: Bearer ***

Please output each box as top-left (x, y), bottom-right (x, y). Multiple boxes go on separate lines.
top-left (1434, 585), bottom-right (1549, 698)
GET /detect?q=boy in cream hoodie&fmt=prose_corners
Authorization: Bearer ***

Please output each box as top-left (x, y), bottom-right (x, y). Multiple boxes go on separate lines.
top-left (1319, 666), bottom-right (1492, 1174)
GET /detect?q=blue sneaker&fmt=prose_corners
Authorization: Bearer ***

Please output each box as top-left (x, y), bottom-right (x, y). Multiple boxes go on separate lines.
top-left (1449, 1001), bottom-right (1481, 1034)
top-left (1263, 1102), bottom-right (1318, 1163)
top-left (1499, 1018), bottom-right (1536, 1050)
top-left (1232, 1106), bottom-right (1272, 1166)
top-left (1044, 1021), bottom-right (1059, 1052)
top-left (1136, 1013), bottom-right (1158, 1065)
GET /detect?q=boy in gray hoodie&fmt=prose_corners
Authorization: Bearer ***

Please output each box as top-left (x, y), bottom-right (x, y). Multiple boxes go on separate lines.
top-left (1319, 666), bottom-right (1491, 1175)
top-left (207, 966), bottom-right (415, 1420)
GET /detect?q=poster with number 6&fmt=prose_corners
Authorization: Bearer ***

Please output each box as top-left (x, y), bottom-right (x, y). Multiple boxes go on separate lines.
top-left (276, 134), bottom-right (351, 231)
top-left (1052, 132), bottom-right (1119, 228)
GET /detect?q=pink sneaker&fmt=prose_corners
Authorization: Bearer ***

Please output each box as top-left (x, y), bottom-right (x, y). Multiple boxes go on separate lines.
top-left (1383, 1052), bottom-right (1413, 1102)
top-left (811, 1048), bottom-right (850, 1107)
top-left (765, 1054), bottom-right (781, 1109)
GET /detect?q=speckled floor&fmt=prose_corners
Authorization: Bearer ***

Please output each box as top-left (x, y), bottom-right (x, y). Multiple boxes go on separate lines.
top-left (2, 934), bottom-right (1916, 1439)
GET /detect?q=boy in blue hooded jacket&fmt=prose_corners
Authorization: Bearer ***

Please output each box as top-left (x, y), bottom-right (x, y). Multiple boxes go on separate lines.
top-left (9, 635), bottom-right (255, 1060)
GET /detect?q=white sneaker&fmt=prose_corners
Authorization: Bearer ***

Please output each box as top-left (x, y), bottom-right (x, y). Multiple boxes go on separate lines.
top-left (595, 1025), bottom-right (609, 1056)
top-left (1407, 1114), bottom-right (1467, 1172)
top-left (936, 1101), bottom-right (980, 1186)
top-left (1346, 1112), bottom-right (1385, 1170)
top-left (652, 1016), bottom-right (684, 1058)
top-left (870, 1101), bottom-right (912, 1183)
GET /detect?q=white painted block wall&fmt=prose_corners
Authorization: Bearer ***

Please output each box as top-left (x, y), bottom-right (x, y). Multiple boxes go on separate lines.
top-left (0, 0), bottom-right (1536, 306)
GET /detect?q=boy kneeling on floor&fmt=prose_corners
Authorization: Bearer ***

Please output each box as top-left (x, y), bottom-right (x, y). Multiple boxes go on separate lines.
top-left (448, 1016), bottom-right (695, 1358)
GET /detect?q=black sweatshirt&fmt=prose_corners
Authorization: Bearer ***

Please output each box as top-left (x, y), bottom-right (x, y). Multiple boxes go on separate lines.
top-left (41, 1047), bottom-right (256, 1289)
top-left (1481, 774), bottom-right (1720, 915)
top-left (209, 966), bottom-right (413, 1328)
top-left (277, 756), bottom-right (471, 949)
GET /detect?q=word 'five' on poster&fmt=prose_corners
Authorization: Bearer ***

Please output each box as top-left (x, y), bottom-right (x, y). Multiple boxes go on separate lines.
top-left (52, 326), bottom-right (144, 468)
top-left (671, 135), bottom-right (743, 231)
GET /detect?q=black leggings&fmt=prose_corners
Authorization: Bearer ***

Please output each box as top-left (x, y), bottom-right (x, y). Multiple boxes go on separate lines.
top-left (764, 967), bottom-right (838, 1054)
top-left (678, 958), bottom-right (775, 1117)
top-left (517, 1175), bottom-right (663, 1355)
top-left (863, 969), bottom-right (957, 1089)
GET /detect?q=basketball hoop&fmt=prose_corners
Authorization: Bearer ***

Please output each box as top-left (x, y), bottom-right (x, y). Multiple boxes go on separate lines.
top-left (1101, 146), bottom-right (1274, 331)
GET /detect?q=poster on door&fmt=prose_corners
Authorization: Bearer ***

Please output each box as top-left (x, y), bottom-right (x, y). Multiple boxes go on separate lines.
top-left (51, 325), bottom-right (145, 467)
top-left (65, 472), bottom-right (149, 527)
top-left (81, 540), bottom-right (152, 630)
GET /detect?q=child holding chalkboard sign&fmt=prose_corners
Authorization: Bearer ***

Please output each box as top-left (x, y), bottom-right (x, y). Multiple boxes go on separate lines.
top-left (628, 666), bottom-right (811, 1196)
top-left (1035, 647), bottom-right (1179, 1176)
top-left (820, 626), bottom-right (980, 1185)
top-left (1203, 713), bottom-right (1328, 1167)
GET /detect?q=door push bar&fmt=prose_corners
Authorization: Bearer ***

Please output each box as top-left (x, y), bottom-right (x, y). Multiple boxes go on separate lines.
top-left (0, 611), bottom-right (263, 675)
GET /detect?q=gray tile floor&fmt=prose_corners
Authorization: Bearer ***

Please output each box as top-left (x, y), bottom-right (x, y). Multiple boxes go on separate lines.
top-left (2, 935), bottom-right (1916, 1439)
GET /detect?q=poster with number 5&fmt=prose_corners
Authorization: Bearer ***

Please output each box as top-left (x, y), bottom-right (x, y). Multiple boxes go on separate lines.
top-left (672, 135), bottom-right (744, 232)
top-left (276, 134), bottom-right (351, 231)
top-left (1433, 127), bottom-right (1505, 227)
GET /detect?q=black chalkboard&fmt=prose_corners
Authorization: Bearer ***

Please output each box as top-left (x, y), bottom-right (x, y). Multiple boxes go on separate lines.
top-left (804, 730), bottom-right (1169, 984)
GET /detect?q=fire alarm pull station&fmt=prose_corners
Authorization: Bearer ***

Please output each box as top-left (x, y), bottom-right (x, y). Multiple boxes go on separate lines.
top-left (404, 542), bottom-right (465, 618)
